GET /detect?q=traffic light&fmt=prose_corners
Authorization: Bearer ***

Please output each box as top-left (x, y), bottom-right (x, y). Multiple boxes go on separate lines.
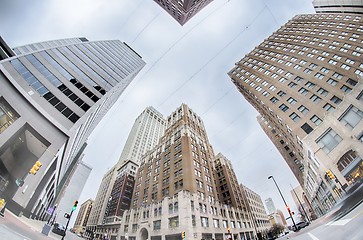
top-left (326, 170), bottom-right (335, 180)
top-left (29, 161), bottom-right (42, 175)
top-left (181, 231), bottom-right (185, 239)
top-left (227, 227), bottom-right (231, 233)
top-left (286, 205), bottom-right (291, 214)
top-left (72, 200), bottom-right (78, 211)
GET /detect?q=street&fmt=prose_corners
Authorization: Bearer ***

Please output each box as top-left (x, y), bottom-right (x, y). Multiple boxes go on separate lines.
top-left (1, 185), bottom-right (363, 240)
top-left (0, 209), bottom-right (84, 240)
top-left (279, 184), bottom-right (363, 240)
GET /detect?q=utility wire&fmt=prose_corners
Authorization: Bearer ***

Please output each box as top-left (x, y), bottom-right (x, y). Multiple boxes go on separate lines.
top-left (132, 11), bottom-right (162, 44)
top-left (104, 0), bottom-right (233, 114)
top-left (157, 5), bottom-right (268, 107)
top-left (116, 0), bottom-right (145, 36)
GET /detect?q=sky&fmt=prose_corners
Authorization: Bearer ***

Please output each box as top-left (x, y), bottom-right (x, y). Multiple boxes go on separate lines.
top-left (0, 0), bottom-right (315, 224)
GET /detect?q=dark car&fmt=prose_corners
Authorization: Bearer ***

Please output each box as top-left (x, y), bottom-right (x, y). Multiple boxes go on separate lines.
top-left (292, 221), bottom-right (309, 231)
top-left (52, 223), bottom-right (66, 236)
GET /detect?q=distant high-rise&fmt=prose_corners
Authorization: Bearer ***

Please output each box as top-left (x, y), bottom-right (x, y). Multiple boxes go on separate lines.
top-left (118, 106), bottom-right (166, 164)
top-left (55, 160), bottom-right (92, 227)
top-left (0, 37), bottom-right (145, 218)
top-left (229, 13), bottom-right (363, 217)
top-left (87, 107), bottom-right (165, 237)
top-left (117, 104), bottom-right (255, 240)
top-left (241, 184), bottom-right (270, 238)
top-left (73, 199), bottom-right (93, 235)
top-left (265, 198), bottom-right (276, 215)
top-left (153, 0), bottom-right (214, 25)
top-left (313, 0), bottom-right (363, 14)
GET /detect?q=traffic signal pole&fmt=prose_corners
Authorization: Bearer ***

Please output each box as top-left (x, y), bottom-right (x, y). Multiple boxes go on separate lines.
top-left (61, 201), bottom-right (78, 240)
top-left (61, 209), bottom-right (74, 240)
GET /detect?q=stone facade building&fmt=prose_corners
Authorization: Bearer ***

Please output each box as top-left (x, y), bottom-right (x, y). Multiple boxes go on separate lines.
top-left (116, 104), bottom-right (255, 240)
top-left (0, 37), bottom-right (145, 218)
top-left (229, 13), bottom-right (363, 217)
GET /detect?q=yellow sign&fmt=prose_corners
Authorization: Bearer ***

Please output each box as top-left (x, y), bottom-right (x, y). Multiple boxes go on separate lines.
top-left (0, 198), bottom-right (6, 209)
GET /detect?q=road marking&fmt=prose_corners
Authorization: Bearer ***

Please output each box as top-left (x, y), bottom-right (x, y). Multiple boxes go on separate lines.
top-left (1, 224), bottom-right (31, 240)
top-left (327, 218), bottom-right (352, 226)
top-left (308, 232), bottom-right (320, 240)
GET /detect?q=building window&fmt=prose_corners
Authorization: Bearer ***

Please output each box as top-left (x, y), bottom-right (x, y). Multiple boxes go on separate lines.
top-left (310, 115), bottom-right (322, 126)
top-left (294, 76), bottom-right (304, 82)
top-left (0, 97), bottom-right (19, 134)
top-left (277, 91), bottom-right (286, 97)
top-left (298, 105), bottom-right (309, 115)
top-left (340, 85), bottom-right (352, 93)
top-left (288, 82), bottom-right (297, 88)
top-left (358, 91), bottom-right (363, 102)
top-left (330, 96), bottom-right (342, 104)
top-left (201, 217), bottom-right (209, 227)
top-left (315, 73), bottom-right (325, 79)
top-left (339, 106), bottom-right (363, 129)
top-left (289, 112), bottom-right (301, 122)
top-left (323, 103), bottom-right (335, 112)
top-left (270, 97), bottom-right (279, 104)
top-left (316, 129), bottom-right (342, 154)
top-left (213, 219), bottom-right (220, 228)
top-left (346, 78), bottom-right (357, 86)
top-left (279, 104), bottom-right (289, 112)
top-left (327, 78), bottom-right (338, 86)
top-left (305, 82), bottom-right (316, 89)
top-left (169, 203), bottom-right (173, 214)
top-left (298, 87), bottom-right (308, 95)
top-left (153, 220), bottom-right (161, 230)
top-left (317, 88), bottom-right (329, 96)
top-left (301, 123), bottom-right (313, 134)
top-left (287, 97), bottom-right (297, 104)
top-left (168, 216), bottom-right (179, 228)
top-left (310, 94), bottom-right (322, 103)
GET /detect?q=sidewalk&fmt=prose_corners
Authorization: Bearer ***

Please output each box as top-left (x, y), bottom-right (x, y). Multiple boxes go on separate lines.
top-left (4, 209), bottom-right (59, 239)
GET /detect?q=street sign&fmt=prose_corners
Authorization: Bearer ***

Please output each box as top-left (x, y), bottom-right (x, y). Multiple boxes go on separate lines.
top-left (47, 207), bottom-right (54, 214)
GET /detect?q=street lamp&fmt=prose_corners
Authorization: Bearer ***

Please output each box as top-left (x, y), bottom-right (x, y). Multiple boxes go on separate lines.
top-left (268, 175), bottom-right (298, 231)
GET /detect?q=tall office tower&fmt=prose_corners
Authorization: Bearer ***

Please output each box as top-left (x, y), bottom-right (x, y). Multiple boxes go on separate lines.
top-left (153, 0), bottom-right (214, 26)
top-left (213, 153), bottom-right (247, 210)
top-left (229, 13), bottom-right (363, 216)
top-left (87, 107), bottom-right (165, 237)
top-left (118, 106), bottom-right (166, 164)
top-left (54, 160), bottom-right (92, 227)
top-left (313, 0), bottom-right (363, 14)
top-left (265, 198), bottom-right (276, 215)
top-left (240, 184), bottom-right (270, 239)
top-left (73, 199), bottom-right (94, 235)
top-left (290, 185), bottom-right (314, 221)
top-left (0, 37), bottom-right (145, 217)
top-left (116, 104), bottom-right (255, 240)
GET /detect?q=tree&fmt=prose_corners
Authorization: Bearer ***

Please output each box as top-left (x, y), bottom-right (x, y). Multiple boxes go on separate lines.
top-left (267, 224), bottom-right (285, 239)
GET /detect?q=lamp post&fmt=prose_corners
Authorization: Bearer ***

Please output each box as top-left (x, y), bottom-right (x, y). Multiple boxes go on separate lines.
top-left (268, 176), bottom-right (297, 231)
top-left (290, 184), bottom-right (310, 223)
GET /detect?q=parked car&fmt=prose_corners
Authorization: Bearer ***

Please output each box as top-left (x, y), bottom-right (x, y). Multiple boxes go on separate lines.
top-left (292, 221), bottom-right (309, 231)
top-left (52, 223), bottom-right (66, 236)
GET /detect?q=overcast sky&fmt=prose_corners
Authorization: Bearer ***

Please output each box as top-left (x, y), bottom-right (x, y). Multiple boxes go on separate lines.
top-left (1, 0), bottom-right (315, 223)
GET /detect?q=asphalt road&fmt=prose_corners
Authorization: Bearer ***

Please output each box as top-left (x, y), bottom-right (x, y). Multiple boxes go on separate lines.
top-left (0, 211), bottom-right (53, 240)
top-left (0, 211), bottom-right (83, 240)
top-left (279, 183), bottom-right (363, 240)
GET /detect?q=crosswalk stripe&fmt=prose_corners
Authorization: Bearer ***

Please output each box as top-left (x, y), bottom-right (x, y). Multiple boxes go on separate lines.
top-left (308, 232), bottom-right (320, 240)
top-left (327, 218), bottom-right (352, 226)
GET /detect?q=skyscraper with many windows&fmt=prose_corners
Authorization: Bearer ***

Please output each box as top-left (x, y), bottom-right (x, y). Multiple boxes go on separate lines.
top-left (153, 0), bottom-right (214, 25)
top-left (87, 107), bottom-right (165, 238)
top-left (117, 104), bottom-right (255, 240)
top-left (0, 37), bottom-right (145, 218)
top-left (229, 13), bottom-right (363, 216)
top-left (313, 0), bottom-right (363, 15)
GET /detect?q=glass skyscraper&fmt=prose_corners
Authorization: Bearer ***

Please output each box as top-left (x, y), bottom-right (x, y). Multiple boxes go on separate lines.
top-left (0, 37), bottom-right (145, 218)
